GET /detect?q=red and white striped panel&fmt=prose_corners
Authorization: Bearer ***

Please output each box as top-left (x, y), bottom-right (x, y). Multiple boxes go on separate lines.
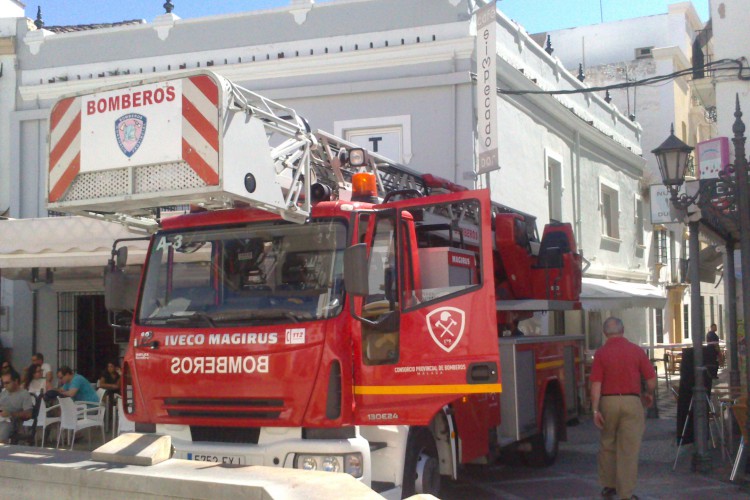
top-left (182, 75), bottom-right (220, 186)
top-left (48, 96), bottom-right (82, 203)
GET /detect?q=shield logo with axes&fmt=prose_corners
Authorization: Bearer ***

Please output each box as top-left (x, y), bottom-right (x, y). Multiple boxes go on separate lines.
top-left (426, 307), bottom-right (466, 352)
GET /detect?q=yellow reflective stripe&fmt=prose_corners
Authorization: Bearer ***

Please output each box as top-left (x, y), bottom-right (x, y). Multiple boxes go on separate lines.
top-left (536, 360), bottom-right (564, 370)
top-left (354, 383), bottom-right (502, 395)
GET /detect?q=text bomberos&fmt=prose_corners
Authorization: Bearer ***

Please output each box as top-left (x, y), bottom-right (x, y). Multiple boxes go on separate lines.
top-left (170, 355), bottom-right (269, 375)
top-left (86, 86), bottom-right (176, 115)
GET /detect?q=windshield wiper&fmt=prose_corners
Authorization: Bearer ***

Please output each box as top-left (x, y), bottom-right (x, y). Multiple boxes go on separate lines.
top-left (206, 309), bottom-right (313, 323)
top-left (159, 312), bottom-right (217, 327)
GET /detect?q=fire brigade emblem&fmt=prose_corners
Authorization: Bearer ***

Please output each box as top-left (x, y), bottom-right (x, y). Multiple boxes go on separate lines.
top-left (426, 307), bottom-right (465, 352)
top-left (115, 113), bottom-right (147, 157)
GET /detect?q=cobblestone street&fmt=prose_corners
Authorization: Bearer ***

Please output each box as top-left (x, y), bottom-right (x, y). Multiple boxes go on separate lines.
top-left (441, 367), bottom-right (749, 499)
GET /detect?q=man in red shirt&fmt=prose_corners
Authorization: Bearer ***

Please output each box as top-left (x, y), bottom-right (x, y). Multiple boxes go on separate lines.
top-left (590, 317), bottom-right (656, 500)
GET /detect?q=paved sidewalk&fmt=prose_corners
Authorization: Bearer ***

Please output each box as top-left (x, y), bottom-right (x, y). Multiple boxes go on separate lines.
top-left (441, 416), bottom-right (748, 499)
top-left (441, 366), bottom-right (750, 499)
top-left (33, 366), bottom-right (750, 499)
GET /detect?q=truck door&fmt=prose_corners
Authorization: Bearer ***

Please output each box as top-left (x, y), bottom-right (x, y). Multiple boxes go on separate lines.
top-left (349, 189), bottom-right (501, 425)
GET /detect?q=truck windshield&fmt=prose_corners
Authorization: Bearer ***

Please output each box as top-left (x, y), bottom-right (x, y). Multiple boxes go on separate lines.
top-left (137, 220), bottom-right (347, 326)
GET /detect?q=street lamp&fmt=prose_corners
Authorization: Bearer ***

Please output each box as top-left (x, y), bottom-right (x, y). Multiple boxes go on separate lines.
top-left (726, 97), bottom-right (750, 483)
top-left (655, 97), bottom-right (750, 479)
top-left (652, 125), bottom-right (699, 211)
top-left (654, 125), bottom-right (696, 192)
top-left (653, 125), bottom-right (712, 472)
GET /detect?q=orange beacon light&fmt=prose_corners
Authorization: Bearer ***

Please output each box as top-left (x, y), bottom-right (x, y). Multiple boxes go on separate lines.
top-left (351, 171), bottom-right (378, 203)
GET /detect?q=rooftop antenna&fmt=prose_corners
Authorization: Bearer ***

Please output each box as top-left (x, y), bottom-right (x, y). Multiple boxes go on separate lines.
top-left (599, 0), bottom-right (604, 23)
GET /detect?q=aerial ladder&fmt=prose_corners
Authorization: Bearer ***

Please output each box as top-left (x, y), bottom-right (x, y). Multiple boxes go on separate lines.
top-left (49, 71), bottom-right (430, 231)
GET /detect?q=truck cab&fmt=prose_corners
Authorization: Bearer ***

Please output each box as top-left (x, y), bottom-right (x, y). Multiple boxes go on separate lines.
top-left (116, 187), bottom-right (501, 492)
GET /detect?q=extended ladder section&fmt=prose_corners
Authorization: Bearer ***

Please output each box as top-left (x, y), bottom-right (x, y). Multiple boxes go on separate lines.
top-left (47, 70), bottom-right (426, 232)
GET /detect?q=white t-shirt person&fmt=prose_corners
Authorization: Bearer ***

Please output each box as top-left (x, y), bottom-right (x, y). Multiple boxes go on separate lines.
top-left (31, 353), bottom-right (53, 388)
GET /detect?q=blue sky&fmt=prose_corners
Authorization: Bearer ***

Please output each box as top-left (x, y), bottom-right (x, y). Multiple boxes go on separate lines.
top-left (36, 0), bottom-right (710, 33)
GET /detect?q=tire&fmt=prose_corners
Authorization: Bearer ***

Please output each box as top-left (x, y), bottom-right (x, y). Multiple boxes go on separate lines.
top-left (522, 394), bottom-right (560, 467)
top-left (401, 427), bottom-right (441, 498)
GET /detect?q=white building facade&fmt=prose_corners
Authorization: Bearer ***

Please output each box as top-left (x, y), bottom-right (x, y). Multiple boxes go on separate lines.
top-left (710, 0), bottom-right (750, 138)
top-left (545, 2), bottom-right (720, 348)
top-left (0, 0), bottom-right (646, 375)
top-left (707, 0), bottom-right (750, 369)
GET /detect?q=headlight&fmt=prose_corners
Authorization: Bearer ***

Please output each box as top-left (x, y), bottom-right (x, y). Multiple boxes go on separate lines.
top-left (321, 456), bottom-right (341, 472)
top-left (294, 453), bottom-right (363, 478)
top-left (300, 456), bottom-right (317, 470)
top-left (344, 453), bottom-right (363, 478)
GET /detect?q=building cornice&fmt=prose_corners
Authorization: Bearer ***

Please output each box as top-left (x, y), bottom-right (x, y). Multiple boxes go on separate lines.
top-left (668, 2), bottom-right (705, 33)
top-left (19, 37), bottom-right (475, 102)
top-left (220, 38), bottom-right (474, 83)
top-left (18, 10), bottom-right (642, 175)
top-left (493, 8), bottom-right (643, 167)
top-left (652, 46), bottom-right (692, 73)
top-left (498, 57), bottom-right (645, 173)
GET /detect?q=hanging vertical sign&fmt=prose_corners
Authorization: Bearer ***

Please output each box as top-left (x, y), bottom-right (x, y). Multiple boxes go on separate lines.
top-left (476, 0), bottom-right (499, 174)
top-left (696, 137), bottom-right (729, 179)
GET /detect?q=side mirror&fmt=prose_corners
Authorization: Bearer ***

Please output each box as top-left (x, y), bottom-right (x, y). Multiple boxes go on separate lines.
top-left (104, 267), bottom-right (139, 312)
top-left (344, 244), bottom-right (370, 296)
top-left (116, 246), bottom-right (128, 269)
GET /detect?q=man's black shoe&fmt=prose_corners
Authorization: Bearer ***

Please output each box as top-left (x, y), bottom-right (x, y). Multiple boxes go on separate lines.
top-left (601, 487), bottom-right (616, 498)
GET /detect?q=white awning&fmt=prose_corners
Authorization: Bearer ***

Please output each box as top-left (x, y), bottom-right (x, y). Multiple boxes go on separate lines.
top-left (699, 245), bottom-right (723, 283)
top-left (0, 216), bottom-right (148, 275)
top-left (581, 277), bottom-right (667, 310)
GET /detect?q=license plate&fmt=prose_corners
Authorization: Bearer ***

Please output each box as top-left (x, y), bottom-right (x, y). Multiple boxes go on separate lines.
top-left (186, 452), bottom-right (246, 465)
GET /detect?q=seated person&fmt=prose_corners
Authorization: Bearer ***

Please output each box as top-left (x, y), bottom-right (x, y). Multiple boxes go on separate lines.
top-left (42, 369), bottom-right (65, 402)
top-left (0, 370), bottom-right (34, 444)
top-left (99, 361), bottom-right (121, 427)
top-left (510, 319), bottom-right (525, 337)
top-left (280, 253), bottom-right (312, 290)
top-left (31, 352), bottom-right (54, 390)
top-left (99, 362), bottom-right (121, 394)
top-left (58, 366), bottom-right (98, 404)
top-left (24, 363), bottom-right (46, 394)
top-left (1, 360), bottom-right (14, 376)
top-left (276, 253), bottom-right (320, 311)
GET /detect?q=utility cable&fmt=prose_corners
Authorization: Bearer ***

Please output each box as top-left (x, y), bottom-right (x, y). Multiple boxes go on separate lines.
top-left (471, 58), bottom-right (750, 96)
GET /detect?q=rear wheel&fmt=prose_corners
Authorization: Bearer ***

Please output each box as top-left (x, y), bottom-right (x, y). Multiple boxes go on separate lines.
top-left (522, 394), bottom-right (559, 467)
top-left (401, 427), bottom-right (441, 498)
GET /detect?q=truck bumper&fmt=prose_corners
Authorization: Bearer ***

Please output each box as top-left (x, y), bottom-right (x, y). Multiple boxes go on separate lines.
top-left (162, 425), bottom-right (372, 486)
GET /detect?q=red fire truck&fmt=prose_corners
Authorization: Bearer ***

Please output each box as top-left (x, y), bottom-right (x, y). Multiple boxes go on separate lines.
top-left (47, 71), bottom-right (584, 497)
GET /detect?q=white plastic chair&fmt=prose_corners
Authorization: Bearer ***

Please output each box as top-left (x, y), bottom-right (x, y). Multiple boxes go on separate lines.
top-left (92, 387), bottom-right (110, 428)
top-left (115, 394), bottom-right (135, 436)
top-left (56, 397), bottom-right (105, 450)
top-left (76, 388), bottom-right (107, 420)
top-left (23, 397), bottom-right (60, 446)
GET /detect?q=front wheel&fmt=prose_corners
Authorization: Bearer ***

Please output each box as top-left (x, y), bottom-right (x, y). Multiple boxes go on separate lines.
top-left (401, 427), bottom-right (441, 498)
top-left (522, 394), bottom-right (559, 467)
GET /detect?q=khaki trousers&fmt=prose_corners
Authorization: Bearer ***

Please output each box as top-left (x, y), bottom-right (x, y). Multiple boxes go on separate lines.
top-left (598, 395), bottom-right (645, 498)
